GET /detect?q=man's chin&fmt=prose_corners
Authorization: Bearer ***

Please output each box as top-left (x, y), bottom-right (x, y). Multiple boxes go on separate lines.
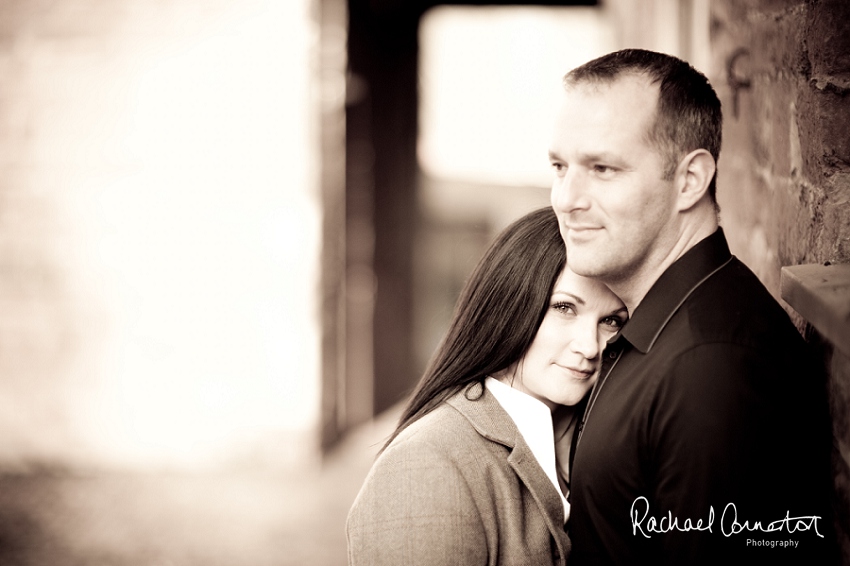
top-left (565, 228), bottom-right (606, 255)
top-left (563, 253), bottom-right (608, 279)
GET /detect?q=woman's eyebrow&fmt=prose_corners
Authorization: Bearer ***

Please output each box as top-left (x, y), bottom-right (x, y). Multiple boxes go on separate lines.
top-left (552, 291), bottom-right (584, 306)
top-left (606, 307), bottom-right (629, 317)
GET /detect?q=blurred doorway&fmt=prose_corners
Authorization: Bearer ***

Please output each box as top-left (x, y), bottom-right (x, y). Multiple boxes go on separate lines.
top-left (326, 0), bottom-right (611, 448)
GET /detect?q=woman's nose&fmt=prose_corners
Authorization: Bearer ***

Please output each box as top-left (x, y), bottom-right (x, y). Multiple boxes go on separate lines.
top-left (569, 320), bottom-right (601, 360)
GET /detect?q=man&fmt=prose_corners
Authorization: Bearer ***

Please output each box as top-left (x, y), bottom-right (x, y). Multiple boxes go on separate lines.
top-left (549, 49), bottom-right (834, 564)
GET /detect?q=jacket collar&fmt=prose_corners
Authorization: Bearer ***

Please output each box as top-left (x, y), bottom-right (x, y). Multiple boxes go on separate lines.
top-left (447, 381), bottom-right (520, 448)
top-left (447, 382), bottom-right (570, 550)
top-left (620, 228), bottom-right (733, 354)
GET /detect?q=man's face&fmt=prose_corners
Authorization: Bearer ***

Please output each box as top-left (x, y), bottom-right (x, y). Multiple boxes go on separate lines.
top-left (549, 74), bottom-right (679, 284)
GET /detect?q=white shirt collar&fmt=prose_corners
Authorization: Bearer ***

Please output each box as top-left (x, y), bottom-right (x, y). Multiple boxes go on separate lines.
top-left (485, 377), bottom-right (570, 523)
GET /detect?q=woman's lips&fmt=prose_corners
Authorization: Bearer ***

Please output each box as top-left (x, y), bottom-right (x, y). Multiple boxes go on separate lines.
top-left (559, 364), bottom-right (595, 379)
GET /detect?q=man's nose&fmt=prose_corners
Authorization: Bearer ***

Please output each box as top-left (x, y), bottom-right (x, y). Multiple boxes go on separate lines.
top-left (551, 168), bottom-right (589, 213)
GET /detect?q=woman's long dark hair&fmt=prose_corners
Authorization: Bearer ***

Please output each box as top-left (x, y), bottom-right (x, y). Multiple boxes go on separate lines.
top-left (384, 207), bottom-right (566, 450)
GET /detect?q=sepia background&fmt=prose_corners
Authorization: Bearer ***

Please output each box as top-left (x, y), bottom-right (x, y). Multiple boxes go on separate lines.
top-left (0, 0), bottom-right (848, 564)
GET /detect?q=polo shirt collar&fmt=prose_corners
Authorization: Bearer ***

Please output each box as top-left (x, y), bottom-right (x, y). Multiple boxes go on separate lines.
top-left (619, 228), bottom-right (733, 354)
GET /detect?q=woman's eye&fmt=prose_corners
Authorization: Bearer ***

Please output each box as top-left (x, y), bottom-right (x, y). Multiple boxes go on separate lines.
top-left (601, 316), bottom-right (625, 329)
top-left (552, 302), bottom-right (576, 315)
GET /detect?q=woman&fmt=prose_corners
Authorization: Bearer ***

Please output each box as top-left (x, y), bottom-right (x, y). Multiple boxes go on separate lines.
top-left (346, 207), bottom-right (627, 566)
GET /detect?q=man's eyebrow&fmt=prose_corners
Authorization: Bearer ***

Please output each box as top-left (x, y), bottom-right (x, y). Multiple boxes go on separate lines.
top-left (549, 149), bottom-right (620, 164)
top-left (582, 151), bottom-right (621, 163)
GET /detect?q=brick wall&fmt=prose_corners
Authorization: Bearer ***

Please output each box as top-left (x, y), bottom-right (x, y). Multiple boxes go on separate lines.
top-left (710, 0), bottom-right (850, 295)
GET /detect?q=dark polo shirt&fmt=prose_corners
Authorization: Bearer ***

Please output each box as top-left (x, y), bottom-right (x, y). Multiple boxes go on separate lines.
top-left (569, 228), bottom-right (834, 565)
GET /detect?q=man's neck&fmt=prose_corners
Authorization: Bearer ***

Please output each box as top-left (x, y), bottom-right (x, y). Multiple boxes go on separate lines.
top-left (608, 218), bottom-right (718, 315)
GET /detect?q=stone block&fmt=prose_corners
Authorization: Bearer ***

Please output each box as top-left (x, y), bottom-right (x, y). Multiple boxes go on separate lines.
top-left (781, 263), bottom-right (850, 359)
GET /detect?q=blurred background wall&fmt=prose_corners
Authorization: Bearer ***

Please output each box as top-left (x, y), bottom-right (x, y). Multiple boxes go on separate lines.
top-left (0, 0), bottom-right (847, 564)
top-left (0, 0), bottom-right (324, 472)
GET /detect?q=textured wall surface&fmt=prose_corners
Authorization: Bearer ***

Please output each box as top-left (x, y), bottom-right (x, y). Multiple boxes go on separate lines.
top-left (711, 0), bottom-right (850, 296)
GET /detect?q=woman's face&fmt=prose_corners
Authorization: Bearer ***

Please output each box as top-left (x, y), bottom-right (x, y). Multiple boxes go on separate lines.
top-left (506, 266), bottom-right (627, 410)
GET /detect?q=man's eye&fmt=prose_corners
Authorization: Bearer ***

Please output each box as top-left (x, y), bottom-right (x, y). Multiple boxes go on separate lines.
top-left (594, 164), bottom-right (613, 174)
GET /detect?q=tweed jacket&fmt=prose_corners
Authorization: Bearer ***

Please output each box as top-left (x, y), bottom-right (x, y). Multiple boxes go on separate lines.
top-left (347, 382), bottom-right (571, 566)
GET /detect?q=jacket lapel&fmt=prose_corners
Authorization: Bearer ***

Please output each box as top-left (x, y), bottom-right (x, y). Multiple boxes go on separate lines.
top-left (448, 383), bottom-right (568, 554)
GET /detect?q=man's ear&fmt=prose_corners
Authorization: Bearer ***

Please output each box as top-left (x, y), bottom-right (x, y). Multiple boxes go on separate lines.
top-left (674, 149), bottom-right (715, 212)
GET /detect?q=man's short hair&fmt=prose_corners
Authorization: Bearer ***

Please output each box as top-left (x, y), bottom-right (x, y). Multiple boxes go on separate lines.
top-left (563, 49), bottom-right (722, 205)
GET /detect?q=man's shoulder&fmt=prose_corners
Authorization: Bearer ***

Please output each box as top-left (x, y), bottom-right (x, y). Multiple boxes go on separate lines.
top-left (679, 256), bottom-right (805, 349)
top-left (690, 255), bottom-right (774, 304)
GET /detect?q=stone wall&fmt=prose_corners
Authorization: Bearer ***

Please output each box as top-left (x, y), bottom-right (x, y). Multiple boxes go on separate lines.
top-left (710, 0), bottom-right (850, 297)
